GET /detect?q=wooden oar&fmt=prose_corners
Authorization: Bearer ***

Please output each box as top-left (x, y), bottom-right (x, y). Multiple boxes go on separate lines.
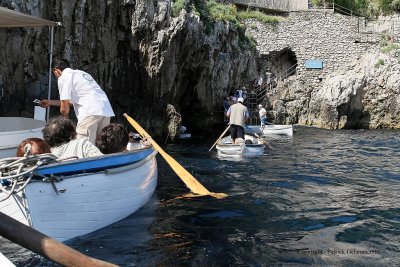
top-left (0, 212), bottom-right (117, 267)
top-left (123, 113), bottom-right (227, 199)
top-left (254, 133), bottom-right (274, 150)
top-left (243, 125), bottom-right (274, 150)
top-left (209, 124), bottom-right (230, 152)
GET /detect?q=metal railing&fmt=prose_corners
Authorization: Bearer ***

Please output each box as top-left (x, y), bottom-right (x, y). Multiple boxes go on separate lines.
top-left (254, 63), bottom-right (298, 105)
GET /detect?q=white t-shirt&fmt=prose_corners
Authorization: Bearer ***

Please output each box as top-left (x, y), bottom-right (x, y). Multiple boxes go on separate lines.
top-left (51, 138), bottom-right (103, 159)
top-left (58, 68), bottom-right (115, 122)
top-left (259, 108), bottom-right (267, 119)
top-left (227, 103), bottom-right (249, 127)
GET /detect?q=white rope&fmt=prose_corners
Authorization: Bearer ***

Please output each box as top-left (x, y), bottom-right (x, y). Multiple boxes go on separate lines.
top-left (0, 153), bottom-right (58, 202)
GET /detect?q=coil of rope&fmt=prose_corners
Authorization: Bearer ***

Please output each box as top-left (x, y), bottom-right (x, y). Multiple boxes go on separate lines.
top-left (0, 148), bottom-right (58, 202)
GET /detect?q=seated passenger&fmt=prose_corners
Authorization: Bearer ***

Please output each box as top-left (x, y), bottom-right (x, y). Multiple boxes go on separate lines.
top-left (95, 123), bottom-right (129, 154)
top-left (16, 138), bottom-right (51, 157)
top-left (42, 116), bottom-right (103, 159)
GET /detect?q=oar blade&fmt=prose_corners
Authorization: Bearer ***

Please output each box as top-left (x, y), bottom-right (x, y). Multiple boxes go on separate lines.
top-left (123, 113), bottom-right (228, 199)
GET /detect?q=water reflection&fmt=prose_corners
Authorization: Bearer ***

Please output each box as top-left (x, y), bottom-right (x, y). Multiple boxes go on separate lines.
top-left (2, 127), bottom-right (400, 266)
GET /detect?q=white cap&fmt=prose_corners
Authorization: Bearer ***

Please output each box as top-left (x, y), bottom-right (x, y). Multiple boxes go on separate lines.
top-left (258, 104), bottom-right (263, 109)
top-left (237, 97), bottom-right (244, 103)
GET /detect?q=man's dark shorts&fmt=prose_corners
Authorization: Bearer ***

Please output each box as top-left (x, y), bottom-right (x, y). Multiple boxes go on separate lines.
top-left (230, 124), bottom-right (244, 140)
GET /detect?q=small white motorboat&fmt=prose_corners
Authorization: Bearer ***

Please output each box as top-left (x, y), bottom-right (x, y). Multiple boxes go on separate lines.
top-left (0, 117), bottom-right (45, 158)
top-left (216, 134), bottom-right (265, 157)
top-left (0, 146), bottom-right (158, 242)
top-left (245, 124), bottom-right (293, 137)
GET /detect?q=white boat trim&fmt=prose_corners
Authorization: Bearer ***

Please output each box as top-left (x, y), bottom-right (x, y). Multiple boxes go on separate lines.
top-left (245, 124), bottom-right (293, 136)
top-left (216, 134), bottom-right (265, 157)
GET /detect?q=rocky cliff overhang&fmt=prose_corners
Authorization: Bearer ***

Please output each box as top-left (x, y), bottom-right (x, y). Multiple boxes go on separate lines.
top-left (0, 1), bottom-right (257, 137)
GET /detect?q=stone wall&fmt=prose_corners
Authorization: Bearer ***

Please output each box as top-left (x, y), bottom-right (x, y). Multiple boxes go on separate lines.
top-left (245, 10), bottom-right (378, 88)
top-left (245, 9), bottom-right (400, 129)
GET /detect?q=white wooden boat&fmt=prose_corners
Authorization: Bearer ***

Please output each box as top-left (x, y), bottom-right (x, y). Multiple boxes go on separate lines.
top-left (245, 124), bottom-right (293, 136)
top-left (0, 117), bottom-right (45, 158)
top-left (179, 133), bottom-right (191, 139)
top-left (216, 134), bottom-right (265, 157)
top-left (0, 146), bottom-right (158, 242)
top-left (0, 252), bottom-right (15, 267)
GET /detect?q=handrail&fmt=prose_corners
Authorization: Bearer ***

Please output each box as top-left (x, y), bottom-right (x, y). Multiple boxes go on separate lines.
top-left (274, 63), bottom-right (298, 81)
top-left (333, 3), bottom-right (363, 18)
top-left (252, 63), bottom-right (298, 106)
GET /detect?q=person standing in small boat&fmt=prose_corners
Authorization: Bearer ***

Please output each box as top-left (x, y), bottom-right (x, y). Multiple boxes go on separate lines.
top-left (258, 104), bottom-right (267, 128)
top-left (226, 97), bottom-right (249, 143)
top-left (40, 60), bottom-right (115, 144)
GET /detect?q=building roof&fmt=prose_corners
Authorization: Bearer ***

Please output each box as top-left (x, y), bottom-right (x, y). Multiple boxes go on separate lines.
top-left (0, 6), bottom-right (59, 28)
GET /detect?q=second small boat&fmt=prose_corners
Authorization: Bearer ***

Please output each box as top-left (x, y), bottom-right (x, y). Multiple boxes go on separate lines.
top-left (216, 134), bottom-right (265, 158)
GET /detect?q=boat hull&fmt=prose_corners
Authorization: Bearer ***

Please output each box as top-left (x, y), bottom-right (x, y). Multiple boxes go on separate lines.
top-left (0, 147), bottom-right (158, 242)
top-left (0, 117), bottom-right (44, 158)
top-left (245, 124), bottom-right (293, 136)
top-left (216, 135), bottom-right (264, 157)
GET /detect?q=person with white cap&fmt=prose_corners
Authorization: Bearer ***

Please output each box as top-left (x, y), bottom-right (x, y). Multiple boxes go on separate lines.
top-left (258, 104), bottom-right (267, 128)
top-left (226, 97), bottom-right (250, 143)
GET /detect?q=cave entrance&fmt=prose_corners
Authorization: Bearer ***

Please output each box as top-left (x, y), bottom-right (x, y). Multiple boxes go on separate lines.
top-left (178, 69), bottom-right (208, 136)
top-left (259, 47), bottom-right (298, 79)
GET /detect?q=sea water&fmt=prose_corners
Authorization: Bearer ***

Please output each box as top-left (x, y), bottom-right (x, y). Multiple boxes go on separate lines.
top-left (2, 126), bottom-right (400, 266)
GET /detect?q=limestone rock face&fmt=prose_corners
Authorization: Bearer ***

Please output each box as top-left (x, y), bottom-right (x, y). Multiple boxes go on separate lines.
top-left (299, 49), bottom-right (400, 129)
top-left (0, 1), bottom-right (257, 136)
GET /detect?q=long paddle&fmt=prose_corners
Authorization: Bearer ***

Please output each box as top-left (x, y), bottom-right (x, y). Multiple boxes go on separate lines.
top-left (209, 124), bottom-right (230, 152)
top-left (254, 133), bottom-right (274, 150)
top-left (244, 125), bottom-right (274, 150)
top-left (123, 113), bottom-right (227, 199)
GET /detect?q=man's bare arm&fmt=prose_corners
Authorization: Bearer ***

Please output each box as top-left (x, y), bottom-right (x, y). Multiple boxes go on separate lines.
top-left (40, 99), bottom-right (61, 108)
top-left (60, 100), bottom-right (71, 117)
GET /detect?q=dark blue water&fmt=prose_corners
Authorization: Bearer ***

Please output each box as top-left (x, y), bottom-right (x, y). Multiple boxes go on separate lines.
top-left (2, 126), bottom-right (400, 266)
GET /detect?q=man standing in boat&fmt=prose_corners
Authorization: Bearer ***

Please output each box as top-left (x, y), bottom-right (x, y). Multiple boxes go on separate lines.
top-left (226, 97), bottom-right (250, 143)
top-left (40, 60), bottom-right (115, 144)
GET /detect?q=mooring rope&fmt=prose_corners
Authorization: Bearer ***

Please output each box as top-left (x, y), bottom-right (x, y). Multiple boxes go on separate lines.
top-left (0, 153), bottom-right (58, 202)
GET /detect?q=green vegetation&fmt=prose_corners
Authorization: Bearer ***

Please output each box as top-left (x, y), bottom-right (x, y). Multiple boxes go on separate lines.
top-left (374, 58), bottom-right (385, 67)
top-left (381, 42), bottom-right (400, 53)
top-left (172, 0), bottom-right (186, 17)
top-left (312, 0), bottom-right (400, 17)
top-left (237, 10), bottom-right (283, 25)
top-left (171, 0), bottom-right (284, 45)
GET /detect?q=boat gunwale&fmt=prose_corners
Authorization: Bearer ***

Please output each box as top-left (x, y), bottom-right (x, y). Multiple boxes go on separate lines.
top-left (34, 146), bottom-right (156, 178)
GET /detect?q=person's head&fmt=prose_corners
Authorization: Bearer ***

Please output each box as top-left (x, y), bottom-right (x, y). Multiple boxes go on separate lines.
top-left (237, 97), bottom-right (244, 103)
top-left (52, 59), bottom-right (70, 78)
top-left (16, 138), bottom-right (51, 157)
top-left (42, 116), bottom-right (77, 148)
top-left (52, 59), bottom-right (70, 71)
top-left (96, 123), bottom-right (129, 154)
top-left (258, 104), bottom-right (263, 109)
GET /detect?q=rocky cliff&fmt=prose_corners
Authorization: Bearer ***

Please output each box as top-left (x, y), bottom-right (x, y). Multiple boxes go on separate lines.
top-left (0, 1), bottom-right (399, 135)
top-left (302, 48), bottom-right (400, 129)
top-left (0, 0), bottom-right (257, 136)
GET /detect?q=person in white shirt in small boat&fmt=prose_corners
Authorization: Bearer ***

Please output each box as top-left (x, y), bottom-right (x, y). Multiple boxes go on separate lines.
top-left (226, 97), bottom-right (250, 143)
top-left (40, 59), bottom-right (115, 144)
top-left (258, 104), bottom-right (267, 128)
top-left (42, 116), bottom-right (103, 159)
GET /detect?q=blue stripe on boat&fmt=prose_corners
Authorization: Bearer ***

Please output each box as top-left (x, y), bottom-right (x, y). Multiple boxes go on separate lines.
top-left (35, 147), bottom-right (154, 177)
